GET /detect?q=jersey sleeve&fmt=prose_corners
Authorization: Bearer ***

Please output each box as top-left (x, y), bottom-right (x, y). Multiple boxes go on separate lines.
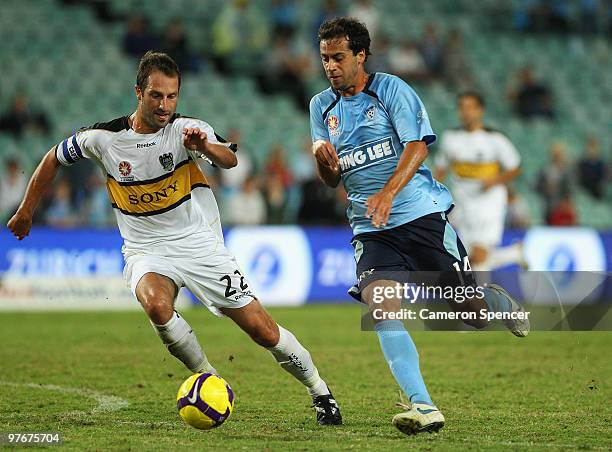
top-left (495, 133), bottom-right (521, 171)
top-left (309, 96), bottom-right (330, 142)
top-left (383, 77), bottom-right (436, 146)
top-left (54, 129), bottom-right (102, 166)
top-left (174, 116), bottom-right (238, 168)
top-left (175, 117), bottom-right (221, 145)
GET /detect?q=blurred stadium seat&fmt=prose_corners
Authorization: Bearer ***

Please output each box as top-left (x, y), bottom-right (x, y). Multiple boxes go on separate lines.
top-left (0, 0), bottom-right (610, 227)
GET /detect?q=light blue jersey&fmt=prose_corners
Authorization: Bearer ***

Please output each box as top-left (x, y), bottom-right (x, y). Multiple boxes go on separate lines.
top-left (309, 72), bottom-right (453, 235)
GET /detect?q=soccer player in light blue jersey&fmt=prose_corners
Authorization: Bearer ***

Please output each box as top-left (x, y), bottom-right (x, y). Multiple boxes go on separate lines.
top-left (309, 18), bottom-right (529, 436)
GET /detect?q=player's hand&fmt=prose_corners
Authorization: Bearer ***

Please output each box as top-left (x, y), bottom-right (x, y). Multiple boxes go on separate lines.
top-left (312, 140), bottom-right (339, 171)
top-left (481, 177), bottom-right (498, 191)
top-left (182, 127), bottom-right (208, 152)
top-left (7, 209), bottom-right (33, 241)
top-left (365, 189), bottom-right (395, 228)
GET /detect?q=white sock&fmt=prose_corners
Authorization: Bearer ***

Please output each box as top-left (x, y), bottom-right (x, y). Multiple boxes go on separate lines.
top-left (267, 326), bottom-right (330, 397)
top-left (151, 311), bottom-right (216, 374)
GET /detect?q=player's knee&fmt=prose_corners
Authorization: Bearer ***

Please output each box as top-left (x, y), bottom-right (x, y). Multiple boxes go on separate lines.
top-left (139, 288), bottom-right (174, 324)
top-left (470, 246), bottom-right (488, 265)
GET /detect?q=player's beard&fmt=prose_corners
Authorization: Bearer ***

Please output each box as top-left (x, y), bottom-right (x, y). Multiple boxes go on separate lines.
top-left (143, 106), bottom-right (172, 130)
top-left (334, 64), bottom-right (359, 93)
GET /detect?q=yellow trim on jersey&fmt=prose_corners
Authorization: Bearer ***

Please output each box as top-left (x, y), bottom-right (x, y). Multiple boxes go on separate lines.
top-left (106, 160), bottom-right (209, 216)
top-left (451, 161), bottom-right (500, 179)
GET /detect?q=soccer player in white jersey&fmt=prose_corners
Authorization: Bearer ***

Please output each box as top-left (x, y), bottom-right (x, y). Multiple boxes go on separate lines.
top-left (7, 51), bottom-right (342, 425)
top-left (434, 92), bottom-right (524, 271)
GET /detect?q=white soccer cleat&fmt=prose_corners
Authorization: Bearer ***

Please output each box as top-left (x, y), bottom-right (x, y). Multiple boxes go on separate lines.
top-left (486, 283), bottom-right (530, 337)
top-left (392, 398), bottom-right (445, 436)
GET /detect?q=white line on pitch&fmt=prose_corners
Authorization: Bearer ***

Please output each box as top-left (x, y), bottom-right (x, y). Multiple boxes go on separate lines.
top-left (0, 381), bottom-right (129, 414)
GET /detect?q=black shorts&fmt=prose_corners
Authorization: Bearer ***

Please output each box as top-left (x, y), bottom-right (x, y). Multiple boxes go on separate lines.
top-left (349, 211), bottom-right (476, 300)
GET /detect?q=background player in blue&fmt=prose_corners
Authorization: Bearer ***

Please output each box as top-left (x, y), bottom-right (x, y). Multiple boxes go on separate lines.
top-left (310, 18), bottom-right (530, 436)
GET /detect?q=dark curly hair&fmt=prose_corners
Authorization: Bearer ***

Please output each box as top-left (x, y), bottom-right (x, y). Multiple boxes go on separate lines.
top-left (136, 51), bottom-right (181, 91)
top-left (458, 91), bottom-right (485, 108)
top-left (318, 17), bottom-right (371, 61)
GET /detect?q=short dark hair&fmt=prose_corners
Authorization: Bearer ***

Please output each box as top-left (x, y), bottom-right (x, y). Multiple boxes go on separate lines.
top-left (458, 91), bottom-right (485, 108)
top-left (318, 17), bottom-right (371, 61)
top-left (136, 51), bottom-right (181, 91)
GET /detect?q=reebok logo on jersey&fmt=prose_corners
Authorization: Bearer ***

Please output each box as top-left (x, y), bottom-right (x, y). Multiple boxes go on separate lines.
top-left (337, 138), bottom-right (396, 174)
top-left (137, 141), bottom-right (157, 149)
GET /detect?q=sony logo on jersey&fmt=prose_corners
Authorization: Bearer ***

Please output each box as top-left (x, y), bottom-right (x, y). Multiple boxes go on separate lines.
top-left (137, 141), bottom-right (157, 149)
top-left (128, 180), bottom-right (179, 204)
top-left (338, 137), bottom-right (396, 174)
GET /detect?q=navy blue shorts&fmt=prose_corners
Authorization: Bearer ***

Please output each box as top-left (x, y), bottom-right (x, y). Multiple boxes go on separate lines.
top-left (349, 211), bottom-right (475, 300)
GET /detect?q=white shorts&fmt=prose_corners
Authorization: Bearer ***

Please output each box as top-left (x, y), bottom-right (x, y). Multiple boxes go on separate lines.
top-left (123, 241), bottom-right (256, 317)
top-left (450, 204), bottom-right (505, 252)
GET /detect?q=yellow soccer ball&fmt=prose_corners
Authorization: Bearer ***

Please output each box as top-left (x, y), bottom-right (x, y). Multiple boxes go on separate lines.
top-left (176, 373), bottom-right (235, 430)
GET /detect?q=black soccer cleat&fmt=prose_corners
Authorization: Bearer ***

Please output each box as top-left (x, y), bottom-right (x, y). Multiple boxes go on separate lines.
top-left (312, 390), bottom-right (343, 425)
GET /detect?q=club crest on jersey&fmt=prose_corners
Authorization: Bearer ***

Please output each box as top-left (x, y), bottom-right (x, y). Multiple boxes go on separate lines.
top-left (365, 105), bottom-right (376, 120)
top-left (327, 114), bottom-right (340, 136)
top-left (118, 161), bottom-right (133, 181)
top-left (159, 153), bottom-right (174, 172)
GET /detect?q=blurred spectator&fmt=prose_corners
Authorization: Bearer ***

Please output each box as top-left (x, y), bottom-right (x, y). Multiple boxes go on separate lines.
top-left (123, 15), bottom-right (158, 59)
top-left (0, 158), bottom-right (27, 222)
top-left (419, 25), bottom-right (444, 79)
top-left (548, 0), bottom-right (571, 33)
top-left (312, 0), bottom-right (343, 48)
top-left (505, 187), bottom-right (531, 229)
top-left (513, 0), bottom-right (538, 31)
top-left (526, 0), bottom-right (570, 33)
top-left (258, 29), bottom-right (311, 111)
top-left (536, 142), bottom-right (573, 223)
top-left (347, 0), bottom-right (380, 39)
top-left (608, 0), bottom-right (612, 35)
top-left (212, 0), bottom-right (269, 74)
top-left (264, 173), bottom-right (288, 224)
top-left (44, 179), bottom-right (78, 228)
top-left (225, 175), bottom-right (266, 225)
top-left (509, 67), bottom-right (555, 120)
top-left (368, 34), bottom-right (392, 73)
top-left (298, 179), bottom-right (345, 224)
top-left (161, 18), bottom-right (197, 73)
top-left (577, 136), bottom-right (607, 199)
top-left (389, 40), bottom-right (428, 83)
top-left (219, 129), bottom-right (254, 194)
top-left (270, 0), bottom-right (298, 36)
top-left (291, 139), bottom-right (316, 185)
top-left (580, 0), bottom-right (600, 33)
top-left (0, 93), bottom-right (51, 138)
top-left (84, 172), bottom-right (114, 227)
top-left (265, 144), bottom-right (293, 188)
top-left (442, 30), bottom-right (473, 89)
top-left (548, 195), bottom-right (577, 226)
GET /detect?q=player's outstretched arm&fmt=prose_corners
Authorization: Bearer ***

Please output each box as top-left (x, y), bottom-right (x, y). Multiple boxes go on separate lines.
top-left (481, 167), bottom-right (521, 190)
top-left (312, 140), bottom-right (341, 188)
top-left (366, 140), bottom-right (429, 228)
top-left (7, 148), bottom-right (61, 240)
top-left (182, 127), bottom-right (237, 169)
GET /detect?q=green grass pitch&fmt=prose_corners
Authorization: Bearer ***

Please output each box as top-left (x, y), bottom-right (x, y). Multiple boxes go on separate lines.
top-left (0, 305), bottom-right (610, 450)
